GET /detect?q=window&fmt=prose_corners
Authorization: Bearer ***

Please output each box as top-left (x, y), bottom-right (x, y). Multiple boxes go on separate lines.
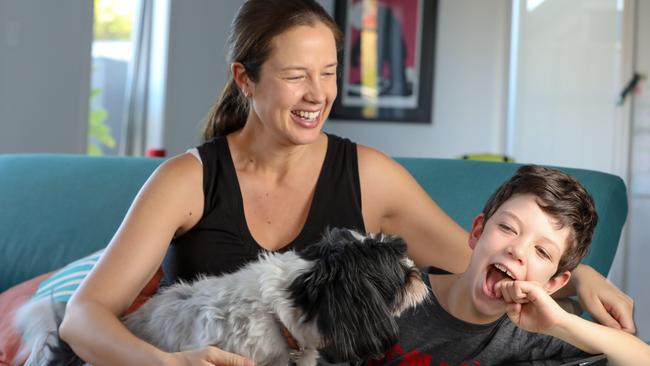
top-left (88, 0), bottom-right (138, 155)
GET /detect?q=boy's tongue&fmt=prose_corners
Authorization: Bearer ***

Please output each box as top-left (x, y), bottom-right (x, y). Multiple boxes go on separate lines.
top-left (486, 265), bottom-right (510, 297)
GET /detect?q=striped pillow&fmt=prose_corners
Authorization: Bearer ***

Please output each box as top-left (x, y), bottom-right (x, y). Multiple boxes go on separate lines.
top-left (32, 250), bottom-right (104, 302)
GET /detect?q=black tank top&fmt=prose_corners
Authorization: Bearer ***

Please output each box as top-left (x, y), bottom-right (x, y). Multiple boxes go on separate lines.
top-left (161, 134), bottom-right (365, 286)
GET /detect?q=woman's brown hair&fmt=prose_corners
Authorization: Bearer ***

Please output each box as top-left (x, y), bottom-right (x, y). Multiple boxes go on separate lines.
top-left (202, 0), bottom-right (343, 141)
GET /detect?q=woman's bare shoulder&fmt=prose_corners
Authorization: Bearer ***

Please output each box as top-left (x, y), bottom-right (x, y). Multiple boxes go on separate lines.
top-left (356, 143), bottom-right (412, 183)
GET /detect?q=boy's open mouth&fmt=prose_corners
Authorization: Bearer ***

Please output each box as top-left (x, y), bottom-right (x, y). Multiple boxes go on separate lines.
top-left (485, 263), bottom-right (516, 298)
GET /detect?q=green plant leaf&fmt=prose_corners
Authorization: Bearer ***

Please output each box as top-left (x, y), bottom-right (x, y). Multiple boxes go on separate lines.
top-left (88, 143), bottom-right (103, 156)
top-left (87, 87), bottom-right (116, 155)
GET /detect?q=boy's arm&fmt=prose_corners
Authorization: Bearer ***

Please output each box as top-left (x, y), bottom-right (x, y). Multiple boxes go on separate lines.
top-left (552, 313), bottom-right (650, 365)
top-left (496, 280), bottom-right (650, 365)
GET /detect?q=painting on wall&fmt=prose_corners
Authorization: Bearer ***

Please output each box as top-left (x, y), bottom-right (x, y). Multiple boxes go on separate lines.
top-left (330, 0), bottom-right (437, 123)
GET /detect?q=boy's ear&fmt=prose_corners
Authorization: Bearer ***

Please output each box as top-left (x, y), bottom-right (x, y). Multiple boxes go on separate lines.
top-left (543, 271), bottom-right (571, 294)
top-left (469, 214), bottom-right (485, 250)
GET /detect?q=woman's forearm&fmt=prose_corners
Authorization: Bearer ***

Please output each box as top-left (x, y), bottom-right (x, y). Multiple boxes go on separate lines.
top-left (60, 301), bottom-right (175, 366)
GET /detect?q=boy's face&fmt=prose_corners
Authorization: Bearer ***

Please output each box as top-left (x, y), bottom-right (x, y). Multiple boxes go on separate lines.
top-left (466, 193), bottom-right (572, 318)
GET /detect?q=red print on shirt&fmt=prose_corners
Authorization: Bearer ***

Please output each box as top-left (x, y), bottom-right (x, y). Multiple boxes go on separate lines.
top-left (368, 344), bottom-right (481, 366)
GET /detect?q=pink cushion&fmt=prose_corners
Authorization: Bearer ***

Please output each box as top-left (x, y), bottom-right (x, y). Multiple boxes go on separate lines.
top-left (0, 272), bottom-right (53, 366)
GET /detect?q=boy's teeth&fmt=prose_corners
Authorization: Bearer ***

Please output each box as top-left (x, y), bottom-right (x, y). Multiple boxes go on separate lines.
top-left (494, 263), bottom-right (515, 280)
top-left (293, 110), bottom-right (320, 121)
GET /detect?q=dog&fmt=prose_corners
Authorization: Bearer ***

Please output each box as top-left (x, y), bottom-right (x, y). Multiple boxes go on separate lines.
top-left (16, 227), bottom-right (429, 366)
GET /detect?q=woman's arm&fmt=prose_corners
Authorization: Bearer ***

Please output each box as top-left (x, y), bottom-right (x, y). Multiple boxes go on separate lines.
top-left (59, 154), bottom-right (252, 366)
top-left (357, 145), bottom-right (470, 272)
top-left (553, 265), bottom-right (636, 333)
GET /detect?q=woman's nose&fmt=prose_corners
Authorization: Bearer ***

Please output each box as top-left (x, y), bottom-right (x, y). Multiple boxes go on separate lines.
top-left (305, 79), bottom-right (326, 104)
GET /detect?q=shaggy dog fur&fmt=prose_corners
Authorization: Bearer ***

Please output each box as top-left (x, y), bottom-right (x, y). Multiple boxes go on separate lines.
top-left (16, 228), bottom-right (428, 366)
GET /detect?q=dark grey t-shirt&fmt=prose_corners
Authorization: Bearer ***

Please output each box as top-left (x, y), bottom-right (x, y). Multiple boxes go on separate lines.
top-left (368, 268), bottom-right (588, 366)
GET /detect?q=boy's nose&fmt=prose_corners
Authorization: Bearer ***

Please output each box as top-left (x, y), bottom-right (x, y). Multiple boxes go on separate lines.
top-left (506, 243), bottom-right (526, 265)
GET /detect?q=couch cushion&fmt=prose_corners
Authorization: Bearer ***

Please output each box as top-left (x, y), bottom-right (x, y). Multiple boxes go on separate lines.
top-left (31, 249), bottom-right (162, 314)
top-left (33, 250), bottom-right (103, 303)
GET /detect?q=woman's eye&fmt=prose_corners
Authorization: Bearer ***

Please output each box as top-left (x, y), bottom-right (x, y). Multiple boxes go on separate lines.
top-left (499, 224), bottom-right (515, 233)
top-left (286, 76), bottom-right (305, 81)
top-left (322, 72), bottom-right (336, 77)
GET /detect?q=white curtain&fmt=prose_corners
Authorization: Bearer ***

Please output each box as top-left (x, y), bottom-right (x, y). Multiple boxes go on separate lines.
top-left (119, 0), bottom-right (152, 156)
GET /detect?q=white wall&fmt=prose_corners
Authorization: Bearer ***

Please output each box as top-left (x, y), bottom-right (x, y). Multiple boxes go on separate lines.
top-left (323, 0), bottom-right (511, 158)
top-left (625, 0), bottom-right (650, 341)
top-left (509, 0), bottom-right (629, 175)
top-left (0, 0), bottom-right (92, 154)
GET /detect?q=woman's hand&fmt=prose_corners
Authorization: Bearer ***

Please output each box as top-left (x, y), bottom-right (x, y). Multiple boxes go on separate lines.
top-left (170, 347), bottom-right (255, 366)
top-left (573, 265), bottom-right (636, 333)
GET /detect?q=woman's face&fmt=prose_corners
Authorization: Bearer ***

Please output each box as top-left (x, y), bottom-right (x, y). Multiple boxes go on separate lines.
top-left (248, 22), bottom-right (338, 145)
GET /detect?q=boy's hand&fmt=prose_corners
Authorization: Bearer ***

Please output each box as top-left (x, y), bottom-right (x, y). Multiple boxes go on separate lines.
top-left (495, 280), bottom-right (568, 335)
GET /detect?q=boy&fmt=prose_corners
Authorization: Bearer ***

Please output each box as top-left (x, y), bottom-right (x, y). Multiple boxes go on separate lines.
top-left (371, 165), bottom-right (650, 365)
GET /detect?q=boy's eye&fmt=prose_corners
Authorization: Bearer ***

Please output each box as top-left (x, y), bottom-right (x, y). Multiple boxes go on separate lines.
top-left (322, 71), bottom-right (336, 78)
top-left (536, 246), bottom-right (551, 260)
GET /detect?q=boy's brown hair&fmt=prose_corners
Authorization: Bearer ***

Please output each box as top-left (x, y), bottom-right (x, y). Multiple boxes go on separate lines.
top-left (481, 165), bottom-right (598, 275)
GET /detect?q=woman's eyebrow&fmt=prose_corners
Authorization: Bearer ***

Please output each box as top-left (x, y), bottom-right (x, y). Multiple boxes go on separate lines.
top-left (280, 62), bottom-right (338, 72)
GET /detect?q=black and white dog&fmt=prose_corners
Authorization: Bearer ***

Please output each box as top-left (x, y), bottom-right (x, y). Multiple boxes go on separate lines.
top-left (17, 228), bottom-right (428, 366)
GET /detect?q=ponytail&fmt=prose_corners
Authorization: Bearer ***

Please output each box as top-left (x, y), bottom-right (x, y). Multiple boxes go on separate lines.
top-left (202, 79), bottom-right (249, 142)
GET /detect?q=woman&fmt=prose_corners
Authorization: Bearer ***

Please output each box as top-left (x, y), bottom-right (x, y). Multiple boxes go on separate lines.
top-left (60, 1), bottom-right (634, 365)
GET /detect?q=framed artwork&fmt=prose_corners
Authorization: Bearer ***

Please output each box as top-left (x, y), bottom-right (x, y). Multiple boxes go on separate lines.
top-left (330, 0), bottom-right (437, 123)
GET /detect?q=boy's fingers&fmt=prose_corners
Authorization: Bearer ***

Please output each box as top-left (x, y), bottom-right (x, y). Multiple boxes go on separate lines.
top-left (500, 282), bottom-right (514, 302)
top-left (494, 282), bottom-right (503, 299)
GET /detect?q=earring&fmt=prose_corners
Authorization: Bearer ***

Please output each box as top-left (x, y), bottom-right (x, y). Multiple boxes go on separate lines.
top-left (242, 89), bottom-right (249, 97)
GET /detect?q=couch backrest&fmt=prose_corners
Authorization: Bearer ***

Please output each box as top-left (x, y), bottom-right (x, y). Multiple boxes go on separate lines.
top-left (0, 154), bottom-right (628, 292)
top-left (0, 155), bottom-right (164, 292)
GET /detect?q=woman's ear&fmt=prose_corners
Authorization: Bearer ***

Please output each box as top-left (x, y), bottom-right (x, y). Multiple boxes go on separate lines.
top-left (231, 62), bottom-right (251, 96)
top-left (544, 271), bottom-right (571, 294)
top-left (469, 214), bottom-right (485, 250)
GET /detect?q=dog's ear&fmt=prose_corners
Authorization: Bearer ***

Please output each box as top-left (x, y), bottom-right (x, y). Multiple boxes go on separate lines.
top-left (289, 228), bottom-right (405, 361)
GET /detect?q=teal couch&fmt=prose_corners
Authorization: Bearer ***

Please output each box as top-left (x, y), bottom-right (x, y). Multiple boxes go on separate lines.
top-left (0, 154), bottom-right (628, 293)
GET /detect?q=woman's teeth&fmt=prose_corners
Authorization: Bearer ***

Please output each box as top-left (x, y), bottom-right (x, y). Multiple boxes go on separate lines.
top-left (292, 110), bottom-right (320, 121)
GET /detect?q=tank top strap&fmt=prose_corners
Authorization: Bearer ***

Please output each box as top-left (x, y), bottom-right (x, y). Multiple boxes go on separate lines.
top-left (296, 134), bottom-right (365, 249)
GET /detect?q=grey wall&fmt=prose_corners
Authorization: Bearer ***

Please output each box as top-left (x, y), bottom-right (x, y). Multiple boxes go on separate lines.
top-left (161, 0), bottom-right (245, 156)
top-left (0, 0), bottom-right (92, 154)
